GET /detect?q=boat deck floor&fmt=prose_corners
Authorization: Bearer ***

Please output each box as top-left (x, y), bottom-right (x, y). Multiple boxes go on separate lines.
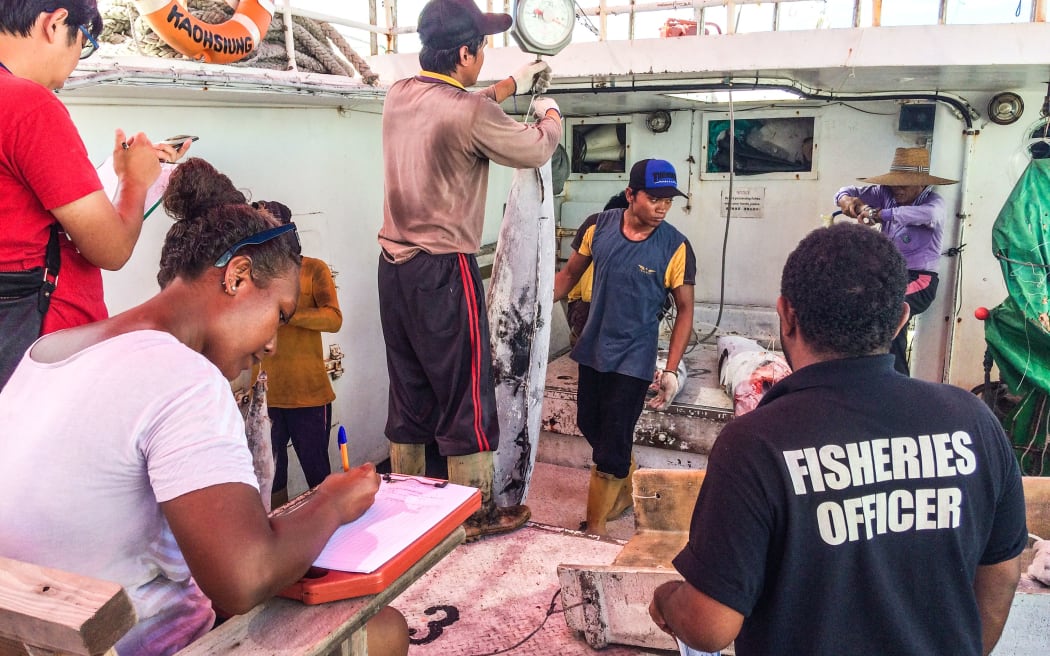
top-left (391, 461), bottom-right (671, 655)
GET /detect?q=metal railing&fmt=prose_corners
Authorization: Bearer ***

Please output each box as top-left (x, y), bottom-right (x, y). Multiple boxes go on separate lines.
top-left (316, 0), bottom-right (1048, 55)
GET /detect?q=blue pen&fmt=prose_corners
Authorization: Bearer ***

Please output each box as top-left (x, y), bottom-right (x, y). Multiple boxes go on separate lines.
top-left (338, 426), bottom-right (349, 472)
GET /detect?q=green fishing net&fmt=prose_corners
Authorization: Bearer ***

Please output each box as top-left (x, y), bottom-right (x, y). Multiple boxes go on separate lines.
top-left (985, 158), bottom-right (1050, 475)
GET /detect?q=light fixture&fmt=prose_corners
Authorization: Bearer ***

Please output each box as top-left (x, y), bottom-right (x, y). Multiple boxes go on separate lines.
top-left (988, 92), bottom-right (1024, 126)
top-left (645, 110), bottom-right (672, 133)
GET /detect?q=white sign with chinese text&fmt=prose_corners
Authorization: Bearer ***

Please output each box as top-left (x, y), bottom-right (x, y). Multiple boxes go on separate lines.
top-left (719, 187), bottom-right (765, 219)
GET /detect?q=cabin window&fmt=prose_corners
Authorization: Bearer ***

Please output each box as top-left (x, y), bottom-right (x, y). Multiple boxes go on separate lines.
top-left (567, 117), bottom-right (632, 181)
top-left (701, 114), bottom-right (817, 180)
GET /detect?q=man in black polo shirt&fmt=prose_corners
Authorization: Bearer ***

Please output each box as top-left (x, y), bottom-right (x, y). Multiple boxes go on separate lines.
top-left (650, 223), bottom-right (1026, 656)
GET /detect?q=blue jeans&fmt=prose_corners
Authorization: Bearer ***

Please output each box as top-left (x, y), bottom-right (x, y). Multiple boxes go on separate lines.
top-left (678, 638), bottom-right (720, 656)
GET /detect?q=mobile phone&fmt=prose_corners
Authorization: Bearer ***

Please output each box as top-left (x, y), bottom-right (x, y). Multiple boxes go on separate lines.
top-left (160, 135), bottom-right (199, 147)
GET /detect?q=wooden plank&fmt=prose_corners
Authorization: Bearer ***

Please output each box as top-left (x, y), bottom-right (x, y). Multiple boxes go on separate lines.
top-left (631, 469), bottom-right (705, 534)
top-left (615, 532), bottom-right (689, 570)
top-left (558, 564), bottom-right (679, 651)
top-left (0, 556), bottom-right (134, 656)
top-left (177, 528), bottom-right (464, 655)
top-left (1023, 476), bottom-right (1050, 540)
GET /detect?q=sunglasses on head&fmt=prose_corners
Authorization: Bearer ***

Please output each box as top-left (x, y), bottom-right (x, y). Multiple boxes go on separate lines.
top-left (213, 223), bottom-right (300, 268)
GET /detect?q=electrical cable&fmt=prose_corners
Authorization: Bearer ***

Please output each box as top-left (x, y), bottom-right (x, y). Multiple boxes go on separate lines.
top-left (461, 589), bottom-right (586, 656)
top-left (695, 82), bottom-right (736, 346)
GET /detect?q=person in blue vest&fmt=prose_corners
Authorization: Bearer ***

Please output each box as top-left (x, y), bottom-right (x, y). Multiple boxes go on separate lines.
top-left (554, 158), bottom-right (696, 536)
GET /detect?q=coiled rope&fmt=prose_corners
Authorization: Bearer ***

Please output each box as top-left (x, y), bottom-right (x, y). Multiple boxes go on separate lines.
top-left (99, 0), bottom-right (379, 85)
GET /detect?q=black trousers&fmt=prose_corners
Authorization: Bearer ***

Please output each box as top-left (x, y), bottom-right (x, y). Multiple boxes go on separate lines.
top-left (892, 270), bottom-right (939, 376)
top-left (269, 403), bottom-right (332, 490)
top-left (378, 252), bottom-right (499, 456)
top-left (576, 364), bottom-right (649, 479)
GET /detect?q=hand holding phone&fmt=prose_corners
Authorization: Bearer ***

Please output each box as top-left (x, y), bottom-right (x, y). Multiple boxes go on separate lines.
top-left (160, 135), bottom-right (199, 147)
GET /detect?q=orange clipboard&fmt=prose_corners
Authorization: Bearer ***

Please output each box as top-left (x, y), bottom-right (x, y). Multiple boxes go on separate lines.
top-left (278, 485), bottom-right (480, 605)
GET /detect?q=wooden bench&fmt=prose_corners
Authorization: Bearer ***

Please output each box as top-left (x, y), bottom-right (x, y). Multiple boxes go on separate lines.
top-left (0, 555), bottom-right (135, 656)
top-left (559, 470), bottom-right (1050, 653)
top-left (0, 528), bottom-right (463, 656)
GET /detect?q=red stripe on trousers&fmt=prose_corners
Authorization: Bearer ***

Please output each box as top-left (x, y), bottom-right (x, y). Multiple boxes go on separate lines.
top-left (457, 254), bottom-right (490, 451)
top-left (906, 274), bottom-right (932, 295)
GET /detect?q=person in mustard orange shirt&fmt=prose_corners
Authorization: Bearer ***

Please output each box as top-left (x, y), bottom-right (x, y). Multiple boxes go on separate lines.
top-left (254, 200), bottom-right (342, 508)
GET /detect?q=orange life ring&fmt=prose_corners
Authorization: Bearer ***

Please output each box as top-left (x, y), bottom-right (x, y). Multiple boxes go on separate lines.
top-left (134, 0), bottom-right (275, 64)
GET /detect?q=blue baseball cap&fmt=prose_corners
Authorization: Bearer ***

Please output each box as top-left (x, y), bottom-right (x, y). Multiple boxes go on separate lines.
top-left (628, 159), bottom-right (687, 199)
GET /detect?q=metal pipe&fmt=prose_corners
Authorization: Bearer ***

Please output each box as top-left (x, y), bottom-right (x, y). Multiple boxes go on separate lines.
top-left (1036, 0), bottom-right (1047, 22)
top-left (543, 80), bottom-right (978, 129)
top-left (280, 0), bottom-right (296, 73)
top-left (368, 0), bottom-right (378, 56)
top-left (62, 69), bottom-right (387, 102)
top-left (872, 0), bottom-right (882, 27)
top-left (941, 127), bottom-right (978, 383)
top-left (578, 0), bottom-right (814, 15)
top-left (387, 0), bottom-right (398, 54)
top-left (279, 7), bottom-right (394, 36)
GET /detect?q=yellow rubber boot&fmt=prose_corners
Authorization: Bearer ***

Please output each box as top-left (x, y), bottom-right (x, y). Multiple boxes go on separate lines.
top-left (389, 442), bottom-right (425, 476)
top-left (606, 456), bottom-right (638, 521)
top-left (448, 451), bottom-right (531, 541)
top-left (585, 468), bottom-right (627, 537)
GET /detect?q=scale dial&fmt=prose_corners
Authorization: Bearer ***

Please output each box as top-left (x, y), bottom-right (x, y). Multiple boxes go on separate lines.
top-left (511, 0), bottom-right (574, 56)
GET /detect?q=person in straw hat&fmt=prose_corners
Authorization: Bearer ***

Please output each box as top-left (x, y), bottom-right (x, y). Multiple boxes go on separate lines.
top-left (835, 147), bottom-right (958, 376)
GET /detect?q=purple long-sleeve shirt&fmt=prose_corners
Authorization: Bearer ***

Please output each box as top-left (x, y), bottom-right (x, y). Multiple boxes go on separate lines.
top-left (835, 185), bottom-right (945, 271)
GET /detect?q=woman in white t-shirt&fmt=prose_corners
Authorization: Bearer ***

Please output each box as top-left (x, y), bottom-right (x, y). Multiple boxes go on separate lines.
top-left (0, 158), bottom-right (408, 656)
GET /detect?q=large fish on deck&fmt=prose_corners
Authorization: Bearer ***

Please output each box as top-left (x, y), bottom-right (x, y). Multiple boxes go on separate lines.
top-left (488, 162), bottom-right (555, 507)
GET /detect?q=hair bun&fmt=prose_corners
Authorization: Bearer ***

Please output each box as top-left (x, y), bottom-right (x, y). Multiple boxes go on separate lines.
top-left (163, 157), bottom-right (247, 221)
top-left (253, 200), bottom-right (293, 224)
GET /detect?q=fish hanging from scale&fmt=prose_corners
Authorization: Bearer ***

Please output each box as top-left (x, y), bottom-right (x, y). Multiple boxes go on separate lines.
top-left (488, 162), bottom-right (556, 507)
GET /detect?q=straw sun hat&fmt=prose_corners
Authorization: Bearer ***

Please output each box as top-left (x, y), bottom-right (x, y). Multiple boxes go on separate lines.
top-left (859, 147), bottom-right (958, 186)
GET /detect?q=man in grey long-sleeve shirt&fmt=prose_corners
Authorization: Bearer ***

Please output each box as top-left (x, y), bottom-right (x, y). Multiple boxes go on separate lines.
top-left (377, 0), bottom-right (563, 540)
top-left (835, 147), bottom-right (957, 375)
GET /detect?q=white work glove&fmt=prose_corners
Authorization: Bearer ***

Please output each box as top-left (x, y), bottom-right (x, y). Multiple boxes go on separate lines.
top-left (511, 60), bottom-right (552, 95)
top-left (531, 97), bottom-right (561, 122)
top-left (647, 369), bottom-right (680, 411)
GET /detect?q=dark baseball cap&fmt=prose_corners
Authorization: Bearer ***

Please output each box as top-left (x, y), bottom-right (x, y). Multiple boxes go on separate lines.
top-left (628, 159), bottom-right (687, 199)
top-left (418, 0), bottom-right (512, 50)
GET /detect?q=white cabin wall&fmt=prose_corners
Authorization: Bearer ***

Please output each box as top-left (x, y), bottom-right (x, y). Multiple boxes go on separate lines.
top-left (556, 105), bottom-right (934, 327)
top-left (65, 99), bottom-right (394, 467)
top-left (550, 95), bottom-right (1037, 389)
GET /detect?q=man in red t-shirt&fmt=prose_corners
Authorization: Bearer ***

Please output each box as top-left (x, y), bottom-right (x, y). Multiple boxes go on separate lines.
top-left (0, 1), bottom-right (187, 387)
